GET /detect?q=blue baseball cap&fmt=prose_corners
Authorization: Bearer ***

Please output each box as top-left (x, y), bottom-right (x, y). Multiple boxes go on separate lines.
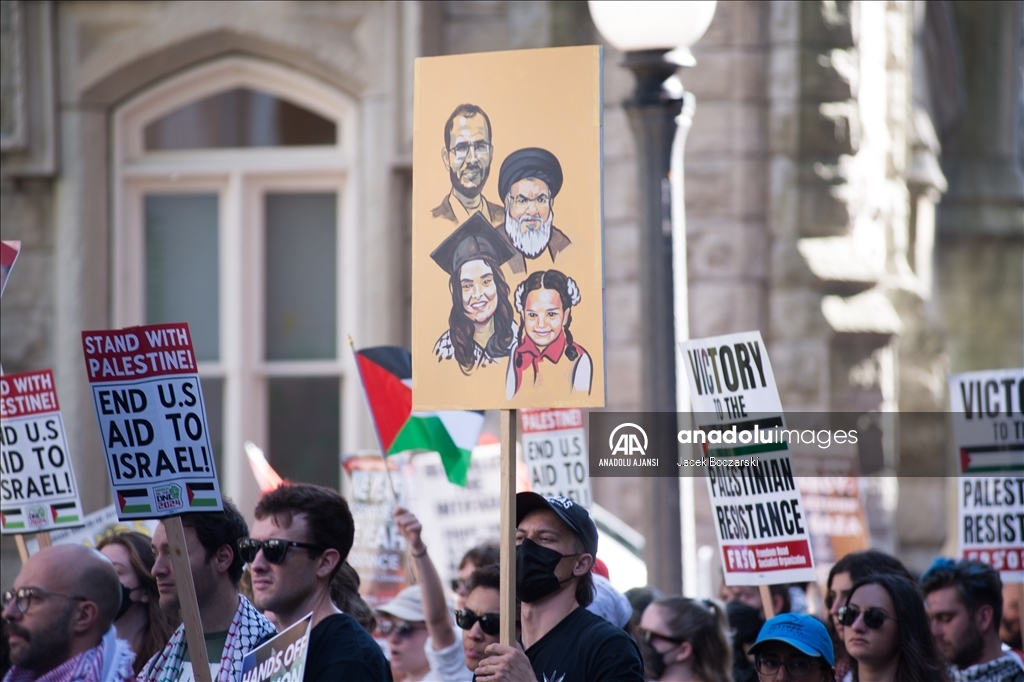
top-left (747, 613), bottom-right (835, 666)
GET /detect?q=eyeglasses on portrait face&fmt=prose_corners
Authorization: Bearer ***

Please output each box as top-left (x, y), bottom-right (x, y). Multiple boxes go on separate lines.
top-left (236, 537), bottom-right (325, 565)
top-left (2, 588), bottom-right (87, 615)
top-left (455, 608), bottom-right (501, 636)
top-left (837, 605), bottom-right (895, 629)
top-left (451, 141), bottom-right (491, 160)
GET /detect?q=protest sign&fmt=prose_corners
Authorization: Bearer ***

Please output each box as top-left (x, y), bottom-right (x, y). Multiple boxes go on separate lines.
top-left (411, 46), bottom-right (605, 411)
top-left (241, 613), bottom-right (312, 682)
top-left (343, 454), bottom-right (409, 608)
top-left (949, 368), bottom-right (1024, 582)
top-left (404, 444), bottom-right (503, 585)
top-left (679, 331), bottom-right (817, 586)
top-left (81, 322), bottom-right (222, 519)
top-left (520, 408), bottom-right (591, 508)
top-left (1, 369), bottom-right (84, 535)
top-left (25, 503), bottom-right (159, 554)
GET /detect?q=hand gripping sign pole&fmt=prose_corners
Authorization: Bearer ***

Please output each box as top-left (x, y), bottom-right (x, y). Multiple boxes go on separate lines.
top-left (82, 322), bottom-right (222, 682)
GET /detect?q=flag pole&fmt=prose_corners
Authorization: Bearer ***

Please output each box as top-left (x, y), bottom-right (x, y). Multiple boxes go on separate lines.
top-left (347, 336), bottom-right (398, 501)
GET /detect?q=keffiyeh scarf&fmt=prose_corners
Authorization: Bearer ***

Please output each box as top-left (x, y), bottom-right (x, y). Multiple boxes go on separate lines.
top-left (950, 654), bottom-right (1024, 682)
top-left (137, 596), bottom-right (275, 682)
top-left (4, 627), bottom-right (135, 682)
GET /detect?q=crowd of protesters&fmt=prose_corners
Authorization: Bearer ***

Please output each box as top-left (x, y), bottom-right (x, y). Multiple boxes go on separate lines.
top-left (2, 483), bottom-right (1022, 682)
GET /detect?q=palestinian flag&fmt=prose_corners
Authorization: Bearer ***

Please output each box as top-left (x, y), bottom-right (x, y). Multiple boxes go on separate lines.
top-left (117, 488), bottom-right (152, 514)
top-left (50, 501), bottom-right (81, 525)
top-left (353, 345), bottom-right (484, 487)
top-left (959, 444), bottom-right (1024, 474)
top-left (1, 508), bottom-right (25, 531)
top-left (186, 482), bottom-right (220, 508)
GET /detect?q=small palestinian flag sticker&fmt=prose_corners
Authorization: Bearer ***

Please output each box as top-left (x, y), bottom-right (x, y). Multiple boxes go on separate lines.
top-left (50, 501), bottom-right (81, 525)
top-left (117, 489), bottom-right (152, 514)
top-left (187, 482), bottom-right (219, 508)
top-left (1, 508), bottom-right (25, 531)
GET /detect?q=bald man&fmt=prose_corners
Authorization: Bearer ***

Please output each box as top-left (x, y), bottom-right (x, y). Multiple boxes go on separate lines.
top-left (2, 544), bottom-right (136, 681)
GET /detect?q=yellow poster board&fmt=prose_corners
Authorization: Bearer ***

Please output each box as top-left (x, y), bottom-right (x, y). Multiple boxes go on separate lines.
top-left (412, 46), bottom-right (605, 410)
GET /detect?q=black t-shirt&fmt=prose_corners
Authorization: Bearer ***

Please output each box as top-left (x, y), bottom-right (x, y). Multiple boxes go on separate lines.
top-left (303, 613), bottom-right (393, 682)
top-left (523, 606), bottom-right (644, 682)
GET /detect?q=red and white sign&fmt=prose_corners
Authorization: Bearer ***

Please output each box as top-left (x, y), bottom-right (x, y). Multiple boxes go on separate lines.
top-left (679, 331), bottom-right (816, 586)
top-left (521, 408), bottom-right (591, 509)
top-left (82, 323), bottom-right (223, 520)
top-left (1, 369), bottom-right (84, 534)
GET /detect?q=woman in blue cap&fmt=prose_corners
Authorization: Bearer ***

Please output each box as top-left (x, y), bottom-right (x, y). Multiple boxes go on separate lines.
top-left (747, 612), bottom-right (836, 682)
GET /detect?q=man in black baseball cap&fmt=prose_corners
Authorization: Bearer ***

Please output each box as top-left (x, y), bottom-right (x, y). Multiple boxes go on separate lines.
top-left (474, 493), bottom-right (644, 682)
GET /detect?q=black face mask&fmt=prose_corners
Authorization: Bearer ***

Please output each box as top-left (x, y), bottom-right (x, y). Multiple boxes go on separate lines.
top-left (641, 639), bottom-right (670, 680)
top-left (115, 583), bottom-right (135, 621)
top-left (515, 539), bottom-right (579, 603)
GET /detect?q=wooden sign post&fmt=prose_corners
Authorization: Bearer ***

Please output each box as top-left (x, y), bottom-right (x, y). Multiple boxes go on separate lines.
top-left (499, 410), bottom-right (518, 645)
top-left (165, 516), bottom-right (212, 682)
top-left (759, 585), bottom-right (776, 620)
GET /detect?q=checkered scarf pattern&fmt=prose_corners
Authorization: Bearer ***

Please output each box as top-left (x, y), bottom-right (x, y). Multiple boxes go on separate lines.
top-left (137, 596), bottom-right (275, 682)
top-left (4, 628), bottom-right (135, 682)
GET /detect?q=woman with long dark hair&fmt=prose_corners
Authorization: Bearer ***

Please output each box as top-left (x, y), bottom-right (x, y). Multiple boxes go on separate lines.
top-left (431, 214), bottom-right (517, 374)
top-left (506, 269), bottom-right (592, 398)
top-left (840, 574), bottom-right (948, 682)
top-left (97, 531), bottom-right (177, 675)
top-left (637, 597), bottom-right (732, 682)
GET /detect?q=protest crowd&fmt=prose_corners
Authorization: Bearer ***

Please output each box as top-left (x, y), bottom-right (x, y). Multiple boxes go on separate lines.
top-left (2, 481), bottom-right (1023, 682)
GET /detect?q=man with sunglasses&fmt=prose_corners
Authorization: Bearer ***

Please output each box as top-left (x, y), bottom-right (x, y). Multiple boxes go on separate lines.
top-left (2, 544), bottom-right (135, 681)
top-left (922, 558), bottom-right (1024, 682)
top-left (475, 493), bottom-right (644, 682)
top-left (247, 483), bottom-right (391, 682)
top-left (747, 613), bottom-right (837, 682)
top-left (458, 564), bottom-right (504, 675)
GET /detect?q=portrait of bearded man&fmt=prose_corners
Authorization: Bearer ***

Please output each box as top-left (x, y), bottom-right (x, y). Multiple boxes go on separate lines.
top-left (496, 147), bottom-right (572, 274)
top-left (432, 104), bottom-right (505, 227)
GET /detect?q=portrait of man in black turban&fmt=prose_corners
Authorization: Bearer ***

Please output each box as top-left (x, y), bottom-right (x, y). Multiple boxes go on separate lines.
top-left (497, 147), bottom-right (572, 274)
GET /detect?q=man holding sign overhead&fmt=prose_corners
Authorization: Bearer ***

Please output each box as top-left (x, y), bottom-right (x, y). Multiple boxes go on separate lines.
top-left (140, 501), bottom-right (275, 682)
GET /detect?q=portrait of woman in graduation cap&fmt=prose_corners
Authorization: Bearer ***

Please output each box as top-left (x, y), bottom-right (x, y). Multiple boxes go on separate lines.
top-left (431, 213), bottom-right (518, 374)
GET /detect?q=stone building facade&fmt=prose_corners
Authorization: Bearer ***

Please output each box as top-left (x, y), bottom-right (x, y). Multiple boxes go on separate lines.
top-left (2, 0), bottom-right (1022, 591)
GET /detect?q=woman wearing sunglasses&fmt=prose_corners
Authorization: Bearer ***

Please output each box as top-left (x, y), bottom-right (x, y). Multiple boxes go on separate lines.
top-left (636, 596), bottom-right (733, 682)
top-left (839, 574), bottom-right (948, 682)
top-left (456, 564), bottom-right (504, 674)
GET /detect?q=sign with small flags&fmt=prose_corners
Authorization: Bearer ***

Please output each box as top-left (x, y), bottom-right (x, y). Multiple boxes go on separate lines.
top-left (81, 322), bottom-right (223, 520)
top-left (1, 369), bottom-right (85, 535)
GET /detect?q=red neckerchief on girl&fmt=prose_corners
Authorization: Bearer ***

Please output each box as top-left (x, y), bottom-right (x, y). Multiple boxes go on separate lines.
top-left (513, 331), bottom-right (568, 392)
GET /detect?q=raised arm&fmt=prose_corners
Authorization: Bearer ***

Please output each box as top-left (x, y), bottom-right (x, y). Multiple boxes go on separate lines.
top-left (393, 505), bottom-right (456, 649)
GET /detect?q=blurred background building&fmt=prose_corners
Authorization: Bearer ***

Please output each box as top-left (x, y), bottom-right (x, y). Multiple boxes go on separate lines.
top-left (2, 0), bottom-right (1022, 591)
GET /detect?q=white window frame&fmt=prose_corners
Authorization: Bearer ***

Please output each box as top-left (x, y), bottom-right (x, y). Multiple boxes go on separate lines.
top-left (112, 57), bottom-right (361, 506)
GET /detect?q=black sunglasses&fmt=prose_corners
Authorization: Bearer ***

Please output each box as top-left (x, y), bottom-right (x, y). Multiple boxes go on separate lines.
top-left (837, 605), bottom-right (894, 629)
top-left (638, 627), bottom-right (685, 646)
top-left (377, 619), bottom-right (426, 639)
top-left (451, 578), bottom-right (470, 593)
top-left (237, 537), bottom-right (325, 565)
top-left (455, 608), bottom-right (501, 636)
